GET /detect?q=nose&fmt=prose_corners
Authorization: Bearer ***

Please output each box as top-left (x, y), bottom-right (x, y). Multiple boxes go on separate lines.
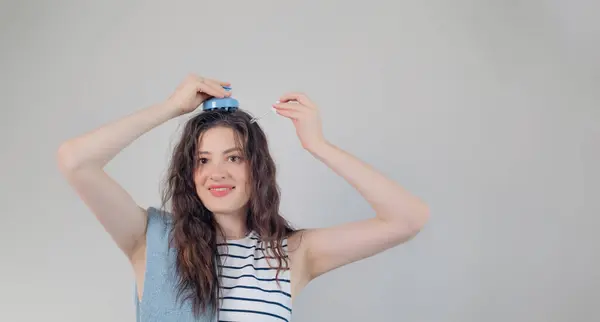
top-left (207, 162), bottom-right (228, 181)
top-left (210, 172), bottom-right (227, 181)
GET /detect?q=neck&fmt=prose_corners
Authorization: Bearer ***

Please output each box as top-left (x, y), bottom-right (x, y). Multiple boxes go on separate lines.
top-left (213, 209), bottom-right (249, 240)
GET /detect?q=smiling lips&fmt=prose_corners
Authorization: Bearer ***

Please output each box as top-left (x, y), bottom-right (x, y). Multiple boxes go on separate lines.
top-left (208, 185), bottom-right (235, 197)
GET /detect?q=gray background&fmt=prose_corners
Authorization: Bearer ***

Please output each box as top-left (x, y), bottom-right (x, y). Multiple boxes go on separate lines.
top-left (1, 1), bottom-right (598, 321)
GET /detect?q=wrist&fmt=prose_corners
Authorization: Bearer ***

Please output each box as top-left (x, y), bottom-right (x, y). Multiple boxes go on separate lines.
top-left (162, 99), bottom-right (185, 118)
top-left (306, 139), bottom-right (332, 156)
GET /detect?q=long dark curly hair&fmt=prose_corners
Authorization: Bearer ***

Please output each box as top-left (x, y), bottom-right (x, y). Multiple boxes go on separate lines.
top-left (159, 108), bottom-right (296, 317)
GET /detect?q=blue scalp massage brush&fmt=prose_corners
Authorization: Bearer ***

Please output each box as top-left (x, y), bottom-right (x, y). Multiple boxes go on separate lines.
top-left (202, 86), bottom-right (239, 112)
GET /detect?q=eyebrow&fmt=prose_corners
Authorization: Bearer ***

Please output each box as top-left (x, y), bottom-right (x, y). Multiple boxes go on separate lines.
top-left (198, 147), bottom-right (242, 155)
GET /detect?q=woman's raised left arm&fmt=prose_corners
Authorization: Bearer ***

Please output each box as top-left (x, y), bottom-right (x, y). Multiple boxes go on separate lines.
top-left (273, 92), bottom-right (430, 282)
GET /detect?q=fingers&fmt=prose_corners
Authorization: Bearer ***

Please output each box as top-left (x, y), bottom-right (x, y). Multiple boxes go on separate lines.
top-left (273, 102), bottom-right (311, 120)
top-left (273, 104), bottom-right (302, 119)
top-left (186, 73), bottom-right (230, 86)
top-left (205, 77), bottom-right (231, 86)
top-left (278, 92), bottom-right (315, 108)
top-left (201, 81), bottom-right (230, 98)
top-left (183, 74), bottom-right (231, 98)
top-left (194, 76), bottom-right (231, 98)
top-left (273, 102), bottom-right (303, 111)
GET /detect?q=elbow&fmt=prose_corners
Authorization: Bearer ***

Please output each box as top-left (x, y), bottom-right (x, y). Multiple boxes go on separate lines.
top-left (402, 206), bottom-right (429, 238)
top-left (413, 204), bottom-right (430, 233)
top-left (56, 141), bottom-right (85, 174)
top-left (387, 202), bottom-right (430, 240)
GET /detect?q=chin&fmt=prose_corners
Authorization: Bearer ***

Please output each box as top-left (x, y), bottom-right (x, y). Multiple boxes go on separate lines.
top-left (206, 205), bottom-right (236, 214)
top-left (202, 199), bottom-right (248, 216)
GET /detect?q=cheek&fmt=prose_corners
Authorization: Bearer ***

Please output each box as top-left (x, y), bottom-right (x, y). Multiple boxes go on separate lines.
top-left (231, 167), bottom-right (249, 184)
top-left (193, 168), bottom-right (207, 187)
top-left (234, 170), bottom-right (251, 194)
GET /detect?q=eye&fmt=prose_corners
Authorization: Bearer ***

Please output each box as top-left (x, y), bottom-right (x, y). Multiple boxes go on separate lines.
top-left (198, 157), bottom-right (208, 164)
top-left (228, 155), bottom-right (242, 163)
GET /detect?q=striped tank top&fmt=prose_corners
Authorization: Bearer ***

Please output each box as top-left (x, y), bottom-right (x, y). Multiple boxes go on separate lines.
top-left (216, 231), bottom-right (292, 321)
top-left (135, 207), bottom-right (292, 322)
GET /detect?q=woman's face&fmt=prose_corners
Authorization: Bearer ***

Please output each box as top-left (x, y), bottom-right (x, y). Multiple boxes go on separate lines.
top-left (194, 126), bottom-right (251, 216)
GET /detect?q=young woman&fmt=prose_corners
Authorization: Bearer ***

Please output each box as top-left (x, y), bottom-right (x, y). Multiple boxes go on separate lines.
top-left (57, 74), bottom-right (430, 322)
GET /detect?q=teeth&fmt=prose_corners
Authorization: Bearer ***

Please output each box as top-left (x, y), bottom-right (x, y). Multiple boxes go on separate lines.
top-left (211, 187), bottom-right (233, 191)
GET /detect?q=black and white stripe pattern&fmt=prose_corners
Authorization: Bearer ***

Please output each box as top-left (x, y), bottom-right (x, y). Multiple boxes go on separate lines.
top-left (216, 232), bottom-right (292, 322)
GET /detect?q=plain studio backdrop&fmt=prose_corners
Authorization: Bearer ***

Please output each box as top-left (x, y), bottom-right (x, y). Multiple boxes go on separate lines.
top-left (1, 1), bottom-right (598, 321)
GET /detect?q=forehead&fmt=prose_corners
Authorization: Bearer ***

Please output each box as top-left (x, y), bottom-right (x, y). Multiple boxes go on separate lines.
top-left (197, 126), bottom-right (239, 152)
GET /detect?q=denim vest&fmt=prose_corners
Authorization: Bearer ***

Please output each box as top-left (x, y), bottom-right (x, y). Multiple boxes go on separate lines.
top-left (134, 207), bottom-right (216, 322)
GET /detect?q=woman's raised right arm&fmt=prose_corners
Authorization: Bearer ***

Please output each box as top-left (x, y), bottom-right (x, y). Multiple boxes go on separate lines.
top-left (56, 75), bottom-right (231, 259)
